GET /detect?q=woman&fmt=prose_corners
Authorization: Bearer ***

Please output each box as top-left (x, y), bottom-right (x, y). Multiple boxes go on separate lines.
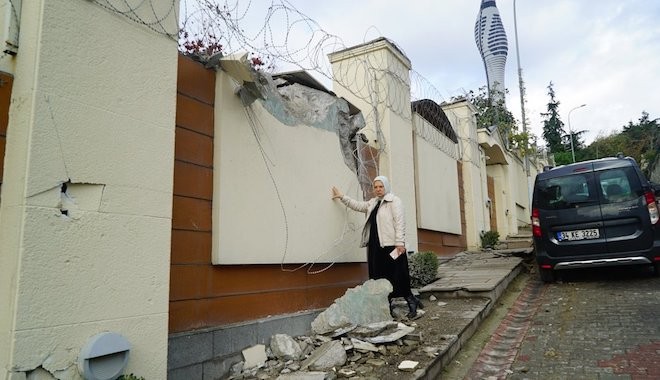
top-left (331, 175), bottom-right (422, 318)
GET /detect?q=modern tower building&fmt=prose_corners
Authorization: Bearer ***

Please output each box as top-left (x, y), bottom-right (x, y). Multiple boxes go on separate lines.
top-left (474, 0), bottom-right (508, 103)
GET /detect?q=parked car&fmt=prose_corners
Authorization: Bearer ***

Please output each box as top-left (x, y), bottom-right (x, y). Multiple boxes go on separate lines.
top-left (531, 156), bottom-right (660, 282)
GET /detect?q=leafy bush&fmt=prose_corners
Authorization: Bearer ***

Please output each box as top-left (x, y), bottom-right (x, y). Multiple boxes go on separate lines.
top-left (409, 251), bottom-right (439, 288)
top-left (480, 230), bottom-right (500, 249)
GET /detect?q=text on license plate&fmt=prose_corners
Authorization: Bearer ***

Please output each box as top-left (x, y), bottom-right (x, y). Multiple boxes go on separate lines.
top-left (557, 229), bottom-right (600, 241)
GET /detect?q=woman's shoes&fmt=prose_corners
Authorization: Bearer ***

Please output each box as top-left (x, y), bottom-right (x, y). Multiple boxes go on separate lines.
top-left (405, 295), bottom-right (422, 319)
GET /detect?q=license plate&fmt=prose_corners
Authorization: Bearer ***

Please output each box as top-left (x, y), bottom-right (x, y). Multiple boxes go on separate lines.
top-left (557, 229), bottom-right (600, 241)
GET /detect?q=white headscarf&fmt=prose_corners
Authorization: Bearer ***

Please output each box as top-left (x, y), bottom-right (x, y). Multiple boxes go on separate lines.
top-left (373, 175), bottom-right (391, 196)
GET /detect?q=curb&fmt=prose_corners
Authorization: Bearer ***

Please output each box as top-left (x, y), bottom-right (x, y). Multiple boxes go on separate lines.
top-left (413, 258), bottom-right (525, 379)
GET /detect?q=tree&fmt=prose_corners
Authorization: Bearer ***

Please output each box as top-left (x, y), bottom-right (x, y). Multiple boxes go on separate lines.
top-left (540, 82), bottom-right (566, 156)
top-left (621, 111), bottom-right (660, 175)
top-left (575, 112), bottom-right (659, 178)
top-left (464, 85), bottom-right (531, 153)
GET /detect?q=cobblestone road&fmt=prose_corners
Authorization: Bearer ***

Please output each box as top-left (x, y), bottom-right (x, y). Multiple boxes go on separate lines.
top-left (467, 266), bottom-right (660, 380)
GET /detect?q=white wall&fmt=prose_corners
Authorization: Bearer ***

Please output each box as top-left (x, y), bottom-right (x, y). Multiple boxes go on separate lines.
top-left (213, 70), bottom-right (365, 264)
top-left (413, 114), bottom-right (461, 234)
top-left (443, 100), bottom-right (490, 249)
top-left (0, 1), bottom-right (177, 378)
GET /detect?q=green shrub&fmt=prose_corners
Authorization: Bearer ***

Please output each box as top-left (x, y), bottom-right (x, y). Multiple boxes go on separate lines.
top-left (409, 251), bottom-right (439, 288)
top-left (480, 230), bottom-right (500, 249)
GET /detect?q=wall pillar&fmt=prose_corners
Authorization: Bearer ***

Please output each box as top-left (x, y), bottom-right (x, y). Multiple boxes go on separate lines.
top-left (0, 1), bottom-right (178, 378)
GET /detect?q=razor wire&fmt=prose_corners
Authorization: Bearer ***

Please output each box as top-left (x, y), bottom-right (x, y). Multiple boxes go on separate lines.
top-left (88, 0), bottom-right (465, 271)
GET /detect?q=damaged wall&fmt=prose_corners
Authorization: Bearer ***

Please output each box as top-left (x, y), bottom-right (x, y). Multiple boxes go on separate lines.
top-left (213, 60), bottom-right (367, 265)
top-left (0, 1), bottom-right (177, 378)
top-left (169, 55), bottom-right (369, 343)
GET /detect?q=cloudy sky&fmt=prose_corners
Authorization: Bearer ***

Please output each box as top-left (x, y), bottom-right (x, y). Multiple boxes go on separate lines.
top-left (280, 0), bottom-right (660, 146)
top-left (193, 0), bottom-right (660, 146)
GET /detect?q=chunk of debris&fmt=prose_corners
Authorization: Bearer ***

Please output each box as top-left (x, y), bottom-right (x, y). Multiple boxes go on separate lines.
top-left (300, 340), bottom-right (347, 371)
top-left (276, 372), bottom-right (328, 380)
top-left (270, 334), bottom-right (303, 360)
top-left (352, 322), bottom-right (415, 344)
top-left (349, 338), bottom-right (379, 353)
top-left (311, 279), bottom-right (393, 334)
top-left (242, 344), bottom-right (267, 369)
top-left (398, 360), bottom-right (419, 371)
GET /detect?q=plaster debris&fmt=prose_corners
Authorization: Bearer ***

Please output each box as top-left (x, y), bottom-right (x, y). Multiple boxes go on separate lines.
top-left (275, 372), bottom-right (328, 380)
top-left (227, 280), bottom-right (425, 379)
top-left (349, 338), bottom-right (379, 353)
top-left (311, 279), bottom-right (393, 334)
top-left (398, 360), bottom-right (419, 371)
top-left (242, 344), bottom-right (267, 369)
top-left (300, 340), bottom-right (346, 371)
top-left (270, 334), bottom-right (303, 360)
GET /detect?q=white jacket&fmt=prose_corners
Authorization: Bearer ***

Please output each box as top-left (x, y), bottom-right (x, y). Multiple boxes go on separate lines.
top-left (340, 193), bottom-right (406, 248)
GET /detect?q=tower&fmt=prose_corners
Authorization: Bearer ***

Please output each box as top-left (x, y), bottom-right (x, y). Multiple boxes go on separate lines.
top-left (475, 0), bottom-right (508, 103)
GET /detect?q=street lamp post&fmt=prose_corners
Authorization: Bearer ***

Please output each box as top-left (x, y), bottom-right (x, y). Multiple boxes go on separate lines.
top-left (568, 104), bottom-right (587, 163)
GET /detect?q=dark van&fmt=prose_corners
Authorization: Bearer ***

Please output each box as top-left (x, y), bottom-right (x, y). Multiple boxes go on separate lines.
top-left (531, 156), bottom-right (660, 282)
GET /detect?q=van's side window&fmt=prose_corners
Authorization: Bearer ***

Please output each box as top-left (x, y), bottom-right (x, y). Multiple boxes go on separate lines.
top-left (597, 168), bottom-right (640, 203)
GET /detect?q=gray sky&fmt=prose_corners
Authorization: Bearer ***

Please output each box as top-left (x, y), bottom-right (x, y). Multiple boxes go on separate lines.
top-left (273, 0), bottom-right (660, 146)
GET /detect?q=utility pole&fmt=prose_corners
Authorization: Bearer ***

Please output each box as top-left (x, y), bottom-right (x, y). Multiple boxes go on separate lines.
top-left (568, 104), bottom-right (587, 163)
top-left (513, 0), bottom-right (531, 202)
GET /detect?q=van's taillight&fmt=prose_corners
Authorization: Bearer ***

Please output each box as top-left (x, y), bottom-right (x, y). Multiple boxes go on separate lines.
top-left (645, 191), bottom-right (659, 224)
top-left (540, 264), bottom-right (552, 269)
top-left (531, 208), bottom-right (541, 237)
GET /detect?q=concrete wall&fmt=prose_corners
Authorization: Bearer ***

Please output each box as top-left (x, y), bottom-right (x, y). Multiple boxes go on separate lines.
top-left (412, 114), bottom-right (461, 235)
top-left (0, 1), bottom-right (178, 378)
top-left (443, 100), bottom-right (491, 249)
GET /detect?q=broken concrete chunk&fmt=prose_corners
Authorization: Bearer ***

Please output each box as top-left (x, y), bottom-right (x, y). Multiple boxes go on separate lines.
top-left (337, 368), bottom-right (357, 378)
top-left (348, 321), bottom-right (398, 338)
top-left (242, 344), bottom-right (267, 369)
top-left (357, 322), bottom-right (415, 344)
top-left (349, 338), bottom-right (379, 353)
top-left (398, 360), bottom-right (419, 371)
top-left (311, 279), bottom-right (392, 334)
top-left (270, 334), bottom-right (303, 360)
top-left (276, 372), bottom-right (328, 380)
top-left (300, 340), bottom-right (347, 371)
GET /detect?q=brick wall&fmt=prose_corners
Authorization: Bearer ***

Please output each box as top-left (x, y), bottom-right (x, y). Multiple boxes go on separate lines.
top-left (0, 73), bottom-right (13, 189)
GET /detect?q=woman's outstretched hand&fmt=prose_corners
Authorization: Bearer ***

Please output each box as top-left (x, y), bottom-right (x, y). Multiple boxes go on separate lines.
top-left (331, 186), bottom-right (343, 199)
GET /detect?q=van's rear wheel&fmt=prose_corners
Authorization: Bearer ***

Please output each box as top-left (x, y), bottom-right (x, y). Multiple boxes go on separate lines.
top-left (539, 267), bottom-right (555, 283)
top-left (654, 262), bottom-right (660, 277)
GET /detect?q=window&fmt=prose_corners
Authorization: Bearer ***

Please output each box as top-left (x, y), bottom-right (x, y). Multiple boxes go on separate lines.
top-left (597, 167), bottom-right (640, 203)
top-left (534, 173), bottom-right (597, 210)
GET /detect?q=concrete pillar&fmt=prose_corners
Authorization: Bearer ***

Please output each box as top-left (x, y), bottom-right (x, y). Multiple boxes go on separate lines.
top-left (328, 38), bottom-right (419, 251)
top-left (0, 1), bottom-right (178, 378)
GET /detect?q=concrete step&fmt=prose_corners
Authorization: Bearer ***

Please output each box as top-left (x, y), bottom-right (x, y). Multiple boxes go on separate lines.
top-left (498, 239), bottom-right (533, 250)
top-left (507, 233), bottom-right (532, 240)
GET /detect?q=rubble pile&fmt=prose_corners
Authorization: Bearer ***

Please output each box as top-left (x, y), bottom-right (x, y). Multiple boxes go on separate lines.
top-left (226, 280), bottom-right (440, 380)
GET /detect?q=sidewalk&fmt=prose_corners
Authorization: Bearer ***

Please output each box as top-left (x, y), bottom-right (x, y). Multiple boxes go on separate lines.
top-left (411, 249), bottom-right (530, 379)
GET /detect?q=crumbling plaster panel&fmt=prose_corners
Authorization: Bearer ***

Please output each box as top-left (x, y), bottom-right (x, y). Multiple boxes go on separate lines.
top-left (213, 71), bottom-right (364, 265)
